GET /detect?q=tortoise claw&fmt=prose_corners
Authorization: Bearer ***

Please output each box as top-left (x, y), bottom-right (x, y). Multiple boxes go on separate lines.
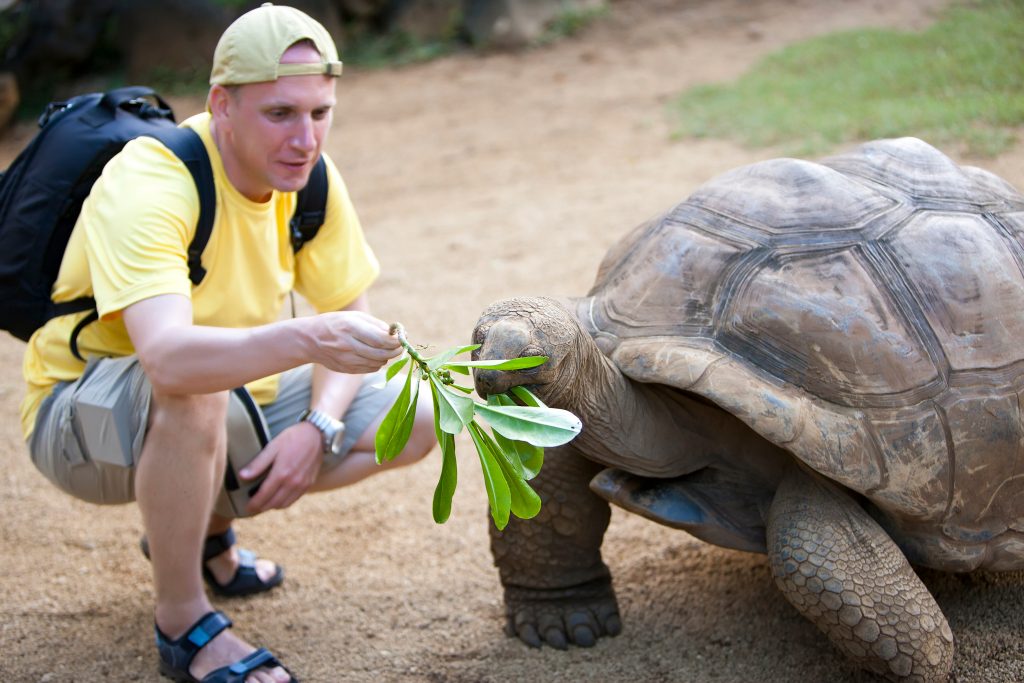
top-left (504, 578), bottom-right (620, 650)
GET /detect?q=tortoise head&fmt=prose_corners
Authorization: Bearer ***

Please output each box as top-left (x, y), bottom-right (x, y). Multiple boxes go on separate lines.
top-left (471, 296), bottom-right (588, 406)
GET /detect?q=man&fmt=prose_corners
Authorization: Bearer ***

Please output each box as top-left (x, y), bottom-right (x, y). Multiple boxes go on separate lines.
top-left (20, 4), bottom-right (434, 681)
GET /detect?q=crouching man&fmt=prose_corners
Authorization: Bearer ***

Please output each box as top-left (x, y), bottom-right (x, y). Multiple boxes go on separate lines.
top-left (20, 4), bottom-right (434, 681)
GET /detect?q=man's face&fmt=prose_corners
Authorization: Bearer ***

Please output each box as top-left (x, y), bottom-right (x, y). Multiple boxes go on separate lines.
top-left (211, 43), bottom-right (336, 202)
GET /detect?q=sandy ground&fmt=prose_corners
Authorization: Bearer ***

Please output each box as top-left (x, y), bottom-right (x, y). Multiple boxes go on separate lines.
top-left (3, 1), bottom-right (1024, 681)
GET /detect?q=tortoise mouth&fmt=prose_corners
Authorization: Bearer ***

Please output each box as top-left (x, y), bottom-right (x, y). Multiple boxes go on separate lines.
top-left (473, 368), bottom-right (545, 400)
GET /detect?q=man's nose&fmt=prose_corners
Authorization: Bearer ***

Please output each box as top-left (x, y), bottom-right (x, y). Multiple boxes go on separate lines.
top-left (291, 116), bottom-right (316, 151)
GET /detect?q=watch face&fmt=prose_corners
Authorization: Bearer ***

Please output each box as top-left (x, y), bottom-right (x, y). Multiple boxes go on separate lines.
top-left (328, 427), bottom-right (345, 455)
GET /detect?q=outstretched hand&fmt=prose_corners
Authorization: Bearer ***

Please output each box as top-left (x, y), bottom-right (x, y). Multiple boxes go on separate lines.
top-left (312, 310), bottom-right (403, 374)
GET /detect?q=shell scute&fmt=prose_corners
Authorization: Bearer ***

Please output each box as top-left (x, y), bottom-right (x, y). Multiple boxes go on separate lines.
top-left (939, 392), bottom-right (1024, 540)
top-left (886, 211), bottom-right (1024, 373)
top-left (869, 408), bottom-right (950, 520)
top-left (685, 157), bottom-right (895, 241)
top-left (721, 247), bottom-right (941, 407)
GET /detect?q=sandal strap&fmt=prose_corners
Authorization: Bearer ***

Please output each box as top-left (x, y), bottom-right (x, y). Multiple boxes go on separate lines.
top-left (236, 548), bottom-right (256, 569)
top-left (203, 648), bottom-right (282, 682)
top-left (155, 611), bottom-right (233, 675)
top-left (202, 528), bottom-right (237, 562)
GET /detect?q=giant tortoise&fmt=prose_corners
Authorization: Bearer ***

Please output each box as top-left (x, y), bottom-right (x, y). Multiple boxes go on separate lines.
top-left (470, 138), bottom-right (1024, 682)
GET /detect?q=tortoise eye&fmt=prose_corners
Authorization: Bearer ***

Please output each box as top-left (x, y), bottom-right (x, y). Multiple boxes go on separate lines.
top-left (521, 345), bottom-right (544, 360)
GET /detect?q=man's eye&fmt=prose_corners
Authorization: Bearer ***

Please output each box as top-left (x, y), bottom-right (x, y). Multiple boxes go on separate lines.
top-left (312, 109), bottom-right (331, 121)
top-left (267, 110), bottom-right (288, 120)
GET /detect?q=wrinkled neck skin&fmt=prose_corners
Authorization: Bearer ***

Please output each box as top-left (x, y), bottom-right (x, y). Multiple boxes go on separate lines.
top-left (551, 328), bottom-right (732, 478)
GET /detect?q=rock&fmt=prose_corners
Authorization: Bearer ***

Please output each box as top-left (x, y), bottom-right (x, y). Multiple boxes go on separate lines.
top-left (462, 0), bottom-right (606, 49)
top-left (114, 0), bottom-right (231, 84)
top-left (334, 0), bottom-right (389, 19)
top-left (387, 0), bottom-right (463, 43)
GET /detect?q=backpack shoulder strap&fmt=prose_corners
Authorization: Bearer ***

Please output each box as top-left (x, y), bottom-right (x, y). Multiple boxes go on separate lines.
top-left (67, 126), bottom-right (213, 362)
top-left (290, 155), bottom-right (328, 252)
top-left (149, 127), bottom-right (215, 285)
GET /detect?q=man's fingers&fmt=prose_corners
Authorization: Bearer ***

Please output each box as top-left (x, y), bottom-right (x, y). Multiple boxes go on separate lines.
top-left (240, 446), bottom-right (274, 480)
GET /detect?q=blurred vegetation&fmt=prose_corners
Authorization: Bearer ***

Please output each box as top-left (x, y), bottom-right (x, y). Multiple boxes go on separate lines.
top-left (537, 3), bottom-right (608, 45)
top-left (670, 0), bottom-right (1024, 157)
top-left (0, 0), bottom-right (611, 120)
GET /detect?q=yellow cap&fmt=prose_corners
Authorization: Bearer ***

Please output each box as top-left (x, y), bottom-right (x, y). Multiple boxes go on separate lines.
top-left (210, 3), bottom-right (343, 85)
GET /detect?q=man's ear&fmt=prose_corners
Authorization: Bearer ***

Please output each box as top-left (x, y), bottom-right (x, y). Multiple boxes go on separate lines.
top-left (207, 84), bottom-right (232, 122)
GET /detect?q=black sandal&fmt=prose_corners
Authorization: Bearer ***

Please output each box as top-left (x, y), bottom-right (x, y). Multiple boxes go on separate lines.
top-left (155, 610), bottom-right (297, 682)
top-left (140, 528), bottom-right (284, 597)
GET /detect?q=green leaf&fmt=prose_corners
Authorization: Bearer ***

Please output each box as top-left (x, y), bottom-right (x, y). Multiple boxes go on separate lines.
top-left (511, 438), bottom-right (544, 480)
top-left (425, 343), bottom-right (481, 371)
top-left (374, 363), bottom-right (413, 464)
top-left (429, 375), bottom-right (475, 435)
top-left (469, 423), bottom-right (511, 529)
top-left (445, 355), bottom-right (548, 374)
top-left (510, 385), bottom-right (547, 408)
top-left (488, 393), bottom-right (544, 479)
top-left (385, 379), bottom-right (419, 462)
top-left (447, 383), bottom-right (474, 394)
top-left (474, 404), bottom-right (581, 447)
top-left (476, 425), bottom-right (542, 520)
top-left (385, 355), bottom-right (410, 382)
top-left (430, 389), bottom-right (458, 524)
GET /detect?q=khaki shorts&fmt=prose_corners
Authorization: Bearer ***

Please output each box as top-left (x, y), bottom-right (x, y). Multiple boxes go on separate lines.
top-left (28, 356), bottom-right (399, 516)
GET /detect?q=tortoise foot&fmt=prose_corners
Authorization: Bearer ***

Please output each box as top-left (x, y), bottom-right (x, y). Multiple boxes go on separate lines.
top-left (504, 577), bottom-right (621, 649)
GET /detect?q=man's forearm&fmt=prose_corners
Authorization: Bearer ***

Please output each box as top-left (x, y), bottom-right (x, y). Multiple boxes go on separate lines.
top-left (139, 316), bottom-right (324, 394)
top-left (123, 293), bottom-right (398, 395)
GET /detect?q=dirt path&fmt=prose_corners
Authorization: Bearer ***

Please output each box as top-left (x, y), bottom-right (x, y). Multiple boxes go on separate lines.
top-left (3, 1), bottom-right (1023, 681)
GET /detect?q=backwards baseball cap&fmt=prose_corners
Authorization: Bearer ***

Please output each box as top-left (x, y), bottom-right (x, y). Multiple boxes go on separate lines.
top-left (210, 2), bottom-right (343, 85)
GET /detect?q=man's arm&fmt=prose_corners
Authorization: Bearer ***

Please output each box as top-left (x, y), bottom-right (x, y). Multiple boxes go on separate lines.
top-left (122, 292), bottom-right (400, 395)
top-left (123, 290), bottom-right (397, 513)
top-left (239, 293), bottom-right (377, 512)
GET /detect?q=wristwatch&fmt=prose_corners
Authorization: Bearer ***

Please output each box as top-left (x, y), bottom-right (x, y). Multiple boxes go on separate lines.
top-left (298, 408), bottom-right (345, 457)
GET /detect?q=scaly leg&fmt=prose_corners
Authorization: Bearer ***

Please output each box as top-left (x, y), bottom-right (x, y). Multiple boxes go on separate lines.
top-left (766, 467), bottom-right (954, 682)
top-left (491, 443), bottom-right (621, 649)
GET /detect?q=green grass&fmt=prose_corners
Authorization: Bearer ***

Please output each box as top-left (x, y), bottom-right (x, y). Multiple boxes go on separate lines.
top-left (670, 0), bottom-right (1024, 156)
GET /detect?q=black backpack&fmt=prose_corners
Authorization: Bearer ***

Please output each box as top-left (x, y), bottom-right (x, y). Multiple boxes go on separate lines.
top-left (0, 86), bottom-right (328, 359)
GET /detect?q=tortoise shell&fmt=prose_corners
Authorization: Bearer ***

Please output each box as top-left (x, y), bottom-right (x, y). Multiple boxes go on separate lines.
top-left (576, 138), bottom-right (1024, 570)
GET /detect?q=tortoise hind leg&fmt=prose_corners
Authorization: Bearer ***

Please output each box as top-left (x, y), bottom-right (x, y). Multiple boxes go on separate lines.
top-left (766, 468), bottom-right (954, 682)
top-left (491, 443), bottom-right (621, 649)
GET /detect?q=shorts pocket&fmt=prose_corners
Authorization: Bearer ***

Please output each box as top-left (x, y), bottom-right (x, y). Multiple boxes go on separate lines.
top-left (59, 402), bottom-right (88, 466)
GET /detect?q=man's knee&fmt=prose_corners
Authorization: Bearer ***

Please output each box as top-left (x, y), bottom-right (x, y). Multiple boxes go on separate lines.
top-left (147, 390), bottom-right (229, 450)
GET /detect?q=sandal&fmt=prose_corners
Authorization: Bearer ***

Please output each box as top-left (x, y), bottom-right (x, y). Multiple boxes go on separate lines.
top-left (155, 610), bottom-right (297, 682)
top-left (140, 528), bottom-right (284, 597)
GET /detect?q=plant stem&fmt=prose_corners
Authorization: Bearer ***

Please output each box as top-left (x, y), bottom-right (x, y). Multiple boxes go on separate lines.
top-left (389, 322), bottom-right (428, 367)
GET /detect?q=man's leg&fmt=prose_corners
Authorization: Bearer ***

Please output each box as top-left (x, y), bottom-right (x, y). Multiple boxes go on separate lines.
top-left (28, 357), bottom-right (289, 682)
top-left (262, 365), bottom-right (435, 493)
top-left (137, 389), bottom-right (291, 682)
top-left (310, 396), bottom-right (434, 490)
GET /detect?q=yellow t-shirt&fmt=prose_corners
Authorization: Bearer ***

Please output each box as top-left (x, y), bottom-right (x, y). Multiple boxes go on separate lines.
top-left (20, 112), bottom-right (379, 439)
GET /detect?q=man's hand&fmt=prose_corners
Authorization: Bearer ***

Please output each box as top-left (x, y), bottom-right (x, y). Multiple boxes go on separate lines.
top-left (312, 310), bottom-right (402, 374)
top-left (241, 422), bottom-right (323, 513)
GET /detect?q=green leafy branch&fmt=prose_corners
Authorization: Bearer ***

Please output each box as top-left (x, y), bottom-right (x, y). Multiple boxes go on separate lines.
top-left (375, 323), bottom-right (582, 530)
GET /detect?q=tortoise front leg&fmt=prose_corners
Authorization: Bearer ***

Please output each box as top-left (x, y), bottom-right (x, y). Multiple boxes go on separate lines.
top-left (491, 442), bottom-right (621, 649)
top-left (767, 467), bottom-right (954, 682)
